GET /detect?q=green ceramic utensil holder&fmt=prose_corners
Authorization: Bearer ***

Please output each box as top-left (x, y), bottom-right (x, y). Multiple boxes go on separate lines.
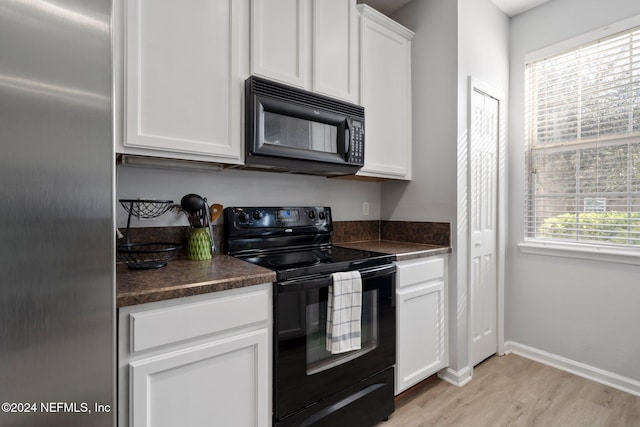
top-left (187, 227), bottom-right (211, 260)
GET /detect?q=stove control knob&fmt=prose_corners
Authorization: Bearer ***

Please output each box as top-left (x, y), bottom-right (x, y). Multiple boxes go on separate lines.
top-left (318, 211), bottom-right (326, 220)
top-left (238, 212), bottom-right (249, 223)
top-left (308, 210), bottom-right (316, 219)
top-left (252, 210), bottom-right (264, 221)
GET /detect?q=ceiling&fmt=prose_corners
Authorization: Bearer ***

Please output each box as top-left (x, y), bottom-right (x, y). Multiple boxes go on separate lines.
top-left (489, 0), bottom-right (551, 16)
top-left (359, 0), bottom-right (551, 17)
top-left (357, 0), bottom-right (413, 16)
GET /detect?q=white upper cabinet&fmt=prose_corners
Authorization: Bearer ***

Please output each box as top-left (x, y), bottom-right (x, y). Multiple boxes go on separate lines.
top-left (357, 5), bottom-right (414, 180)
top-left (116, 0), bottom-right (248, 164)
top-left (312, 0), bottom-right (359, 102)
top-left (251, 0), bottom-right (359, 103)
top-left (250, 0), bottom-right (308, 89)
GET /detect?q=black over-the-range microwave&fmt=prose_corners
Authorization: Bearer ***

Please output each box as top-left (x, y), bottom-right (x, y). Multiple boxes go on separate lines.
top-left (244, 75), bottom-right (365, 176)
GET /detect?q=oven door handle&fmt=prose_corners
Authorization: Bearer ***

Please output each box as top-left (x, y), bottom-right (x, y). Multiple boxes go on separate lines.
top-left (277, 264), bottom-right (396, 292)
top-left (355, 264), bottom-right (396, 280)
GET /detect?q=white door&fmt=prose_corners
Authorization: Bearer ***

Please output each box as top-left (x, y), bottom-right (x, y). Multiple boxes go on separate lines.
top-left (469, 87), bottom-right (499, 367)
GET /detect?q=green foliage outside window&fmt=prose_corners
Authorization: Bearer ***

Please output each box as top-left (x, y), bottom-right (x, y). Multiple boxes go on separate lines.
top-left (539, 212), bottom-right (640, 245)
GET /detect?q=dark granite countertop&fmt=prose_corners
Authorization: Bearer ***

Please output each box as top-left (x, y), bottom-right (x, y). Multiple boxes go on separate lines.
top-left (117, 255), bottom-right (276, 308)
top-left (117, 239), bottom-right (450, 308)
top-left (336, 240), bottom-right (451, 261)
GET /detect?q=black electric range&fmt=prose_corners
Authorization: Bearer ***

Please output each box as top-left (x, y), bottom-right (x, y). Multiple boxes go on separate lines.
top-left (224, 206), bottom-right (393, 281)
top-left (224, 206), bottom-right (397, 427)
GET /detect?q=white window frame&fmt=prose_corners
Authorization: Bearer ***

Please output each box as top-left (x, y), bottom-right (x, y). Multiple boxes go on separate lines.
top-left (519, 14), bottom-right (640, 266)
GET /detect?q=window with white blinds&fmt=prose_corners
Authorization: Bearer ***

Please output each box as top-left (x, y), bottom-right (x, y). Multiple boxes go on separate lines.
top-left (525, 25), bottom-right (640, 247)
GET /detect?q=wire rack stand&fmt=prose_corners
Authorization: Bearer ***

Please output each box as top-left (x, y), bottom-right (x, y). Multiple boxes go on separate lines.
top-left (117, 199), bottom-right (181, 269)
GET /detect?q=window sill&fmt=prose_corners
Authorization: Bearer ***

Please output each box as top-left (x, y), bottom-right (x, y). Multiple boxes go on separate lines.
top-left (518, 240), bottom-right (640, 266)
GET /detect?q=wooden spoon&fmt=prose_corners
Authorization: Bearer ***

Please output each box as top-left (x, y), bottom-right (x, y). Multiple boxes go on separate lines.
top-left (210, 203), bottom-right (223, 222)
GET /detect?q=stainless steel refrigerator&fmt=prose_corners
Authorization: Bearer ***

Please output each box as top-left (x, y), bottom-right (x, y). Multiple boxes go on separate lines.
top-left (0, 1), bottom-right (115, 426)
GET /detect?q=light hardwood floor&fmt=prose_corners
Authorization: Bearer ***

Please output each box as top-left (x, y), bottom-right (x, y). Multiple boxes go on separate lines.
top-left (378, 354), bottom-right (640, 427)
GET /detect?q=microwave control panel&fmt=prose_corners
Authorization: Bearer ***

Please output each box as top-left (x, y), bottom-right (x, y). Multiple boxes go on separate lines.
top-left (348, 120), bottom-right (364, 165)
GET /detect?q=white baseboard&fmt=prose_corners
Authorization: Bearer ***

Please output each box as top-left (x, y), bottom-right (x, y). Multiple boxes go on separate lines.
top-left (504, 341), bottom-right (640, 397)
top-left (437, 365), bottom-right (472, 387)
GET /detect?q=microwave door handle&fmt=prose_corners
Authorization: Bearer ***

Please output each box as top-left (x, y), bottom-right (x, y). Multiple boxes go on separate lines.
top-left (344, 120), bottom-right (351, 160)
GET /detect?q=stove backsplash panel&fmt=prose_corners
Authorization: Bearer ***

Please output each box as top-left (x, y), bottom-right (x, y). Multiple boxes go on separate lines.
top-left (380, 220), bottom-right (450, 246)
top-left (332, 220), bottom-right (450, 246)
top-left (331, 220), bottom-right (380, 243)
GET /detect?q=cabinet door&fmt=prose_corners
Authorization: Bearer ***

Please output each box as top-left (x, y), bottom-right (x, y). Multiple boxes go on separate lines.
top-left (357, 6), bottom-right (413, 180)
top-left (396, 281), bottom-right (446, 394)
top-left (312, 0), bottom-right (358, 102)
top-left (251, 0), bottom-right (309, 88)
top-left (129, 329), bottom-right (269, 427)
top-left (123, 0), bottom-right (244, 163)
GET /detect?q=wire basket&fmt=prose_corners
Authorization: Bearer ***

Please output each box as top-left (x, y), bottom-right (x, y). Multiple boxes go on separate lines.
top-left (119, 199), bottom-right (173, 219)
top-left (117, 242), bottom-right (181, 270)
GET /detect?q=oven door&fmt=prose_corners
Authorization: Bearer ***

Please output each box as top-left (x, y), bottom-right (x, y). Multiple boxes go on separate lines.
top-left (253, 95), bottom-right (350, 164)
top-left (274, 264), bottom-right (396, 422)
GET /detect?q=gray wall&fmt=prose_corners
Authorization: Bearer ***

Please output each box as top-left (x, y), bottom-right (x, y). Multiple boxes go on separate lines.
top-left (116, 165), bottom-right (382, 228)
top-left (457, 0), bottom-right (509, 372)
top-left (383, 0), bottom-right (458, 223)
top-left (507, 0), bottom-right (640, 382)
top-left (389, 0), bottom-right (509, 374)
top-left (388, 0), bottom-right (461, 373)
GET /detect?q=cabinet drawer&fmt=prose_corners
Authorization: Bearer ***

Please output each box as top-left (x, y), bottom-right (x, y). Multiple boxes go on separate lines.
top-left (128, 289), bottom-right (269, 353)
top-left (395, 257), bottom-right (444, 289)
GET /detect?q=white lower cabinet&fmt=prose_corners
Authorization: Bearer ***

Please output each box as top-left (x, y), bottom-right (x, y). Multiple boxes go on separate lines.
top-left (395, 256), bottom-right (448, 394)
top-left (118, 285), bottom-right (271, 427)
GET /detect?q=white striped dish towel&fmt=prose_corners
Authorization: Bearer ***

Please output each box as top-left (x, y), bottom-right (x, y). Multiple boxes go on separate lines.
top-left (326, 271), bottom-right (362, 354)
